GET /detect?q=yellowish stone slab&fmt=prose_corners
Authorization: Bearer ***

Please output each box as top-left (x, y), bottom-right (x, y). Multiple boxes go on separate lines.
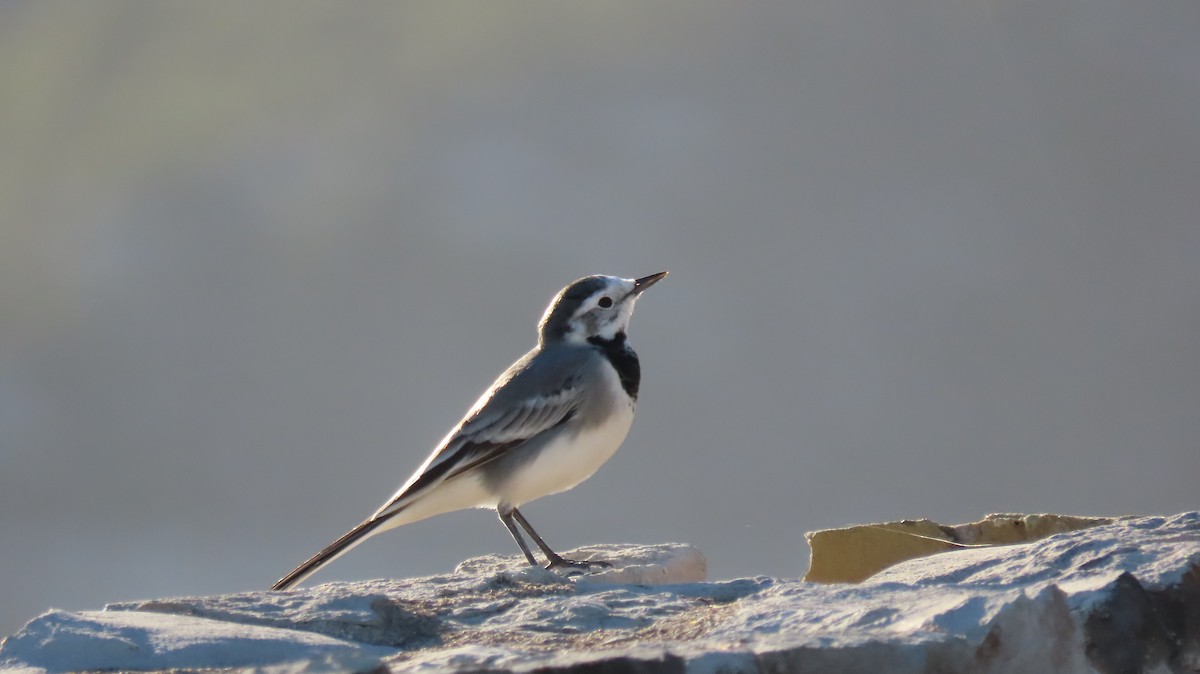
top-left (805, 514), bottom-right (1118, 583)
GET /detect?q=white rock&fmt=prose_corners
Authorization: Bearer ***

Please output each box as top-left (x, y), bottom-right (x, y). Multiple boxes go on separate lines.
top-left (2, 520), bottom-right (1197, 673)
top-left (0, 608), bottom-right (391, 673)
top-left (453, 541), bottom-right (706, 585)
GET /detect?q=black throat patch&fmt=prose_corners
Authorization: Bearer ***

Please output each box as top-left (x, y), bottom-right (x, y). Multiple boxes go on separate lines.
top-left (588, 332), bottom-right (641, 399)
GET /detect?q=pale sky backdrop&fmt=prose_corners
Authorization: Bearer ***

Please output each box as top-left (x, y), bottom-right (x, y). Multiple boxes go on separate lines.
top-left (2, 1), bottom-right (1198, 638)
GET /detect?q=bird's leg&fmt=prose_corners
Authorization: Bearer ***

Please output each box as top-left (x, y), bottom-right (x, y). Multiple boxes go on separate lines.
top-left (510, 507), bottom-right (612, 572)
top-left (498, 509), bottom-right (539, 567)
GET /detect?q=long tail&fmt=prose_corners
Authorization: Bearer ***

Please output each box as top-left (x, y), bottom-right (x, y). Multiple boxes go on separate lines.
top-left (271, 516), bottom-right (390, 591)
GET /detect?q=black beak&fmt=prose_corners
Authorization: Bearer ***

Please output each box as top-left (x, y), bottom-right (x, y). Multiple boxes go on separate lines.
top-left (633, 271), bottom-right (669, 294)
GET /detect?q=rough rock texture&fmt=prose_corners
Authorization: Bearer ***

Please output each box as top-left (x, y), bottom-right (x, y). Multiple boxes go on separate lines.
top-left (3, 515), bottom-right (1199, 674)
top-left (454, 541), bottom-right (707, 586)
top-left (805, 513), bottom-right (1118, 583)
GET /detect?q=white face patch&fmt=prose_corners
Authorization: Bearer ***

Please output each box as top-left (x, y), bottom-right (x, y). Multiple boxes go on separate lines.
top-left (563, 278), bottom-right (638, 343)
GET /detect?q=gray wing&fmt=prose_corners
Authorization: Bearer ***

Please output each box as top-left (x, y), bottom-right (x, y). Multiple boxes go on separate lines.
top-left (371, 346), bottom-right (593, 520)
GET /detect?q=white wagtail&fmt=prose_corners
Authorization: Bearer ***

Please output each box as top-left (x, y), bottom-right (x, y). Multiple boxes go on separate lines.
top-left (271, 272), bottom-right (668, 590)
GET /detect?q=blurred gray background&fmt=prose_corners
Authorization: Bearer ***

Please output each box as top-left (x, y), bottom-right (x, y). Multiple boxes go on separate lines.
top-left (2, 1), bottom-right (1198, 638)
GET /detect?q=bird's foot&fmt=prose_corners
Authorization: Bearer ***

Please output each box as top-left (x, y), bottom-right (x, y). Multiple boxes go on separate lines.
top-left (544, 556), bottom-right (612, 575)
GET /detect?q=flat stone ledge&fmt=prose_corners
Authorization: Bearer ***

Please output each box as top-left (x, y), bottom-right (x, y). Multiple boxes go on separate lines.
top-left (3, 516), bottom-right (1198, 674)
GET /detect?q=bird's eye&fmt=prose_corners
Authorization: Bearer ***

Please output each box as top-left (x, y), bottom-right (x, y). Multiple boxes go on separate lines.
top-left (598, 296), bottom-right (613, 308)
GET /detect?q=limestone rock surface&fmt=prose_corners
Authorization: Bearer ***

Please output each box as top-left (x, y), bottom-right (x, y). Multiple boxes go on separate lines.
top-left (2, 516), bottom-right (1198, 674)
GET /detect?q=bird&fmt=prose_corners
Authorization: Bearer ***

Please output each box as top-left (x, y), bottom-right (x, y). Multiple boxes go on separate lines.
top-left (271, 271), bottom-right (668, 591)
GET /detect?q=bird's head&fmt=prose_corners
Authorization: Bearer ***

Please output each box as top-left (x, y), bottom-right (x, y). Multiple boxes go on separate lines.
top-left (538, 272), bottom-right (668, 345)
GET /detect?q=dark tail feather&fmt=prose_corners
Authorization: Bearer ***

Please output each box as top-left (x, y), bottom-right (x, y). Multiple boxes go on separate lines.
top-left (271, 516), bottom-right (389, 591)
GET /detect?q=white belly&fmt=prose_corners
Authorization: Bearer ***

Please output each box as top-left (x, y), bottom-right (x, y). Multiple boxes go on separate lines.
top-left (501, 397), bottom-right (635, 508)
top-left (378, 371), bottom-right (636, 530)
